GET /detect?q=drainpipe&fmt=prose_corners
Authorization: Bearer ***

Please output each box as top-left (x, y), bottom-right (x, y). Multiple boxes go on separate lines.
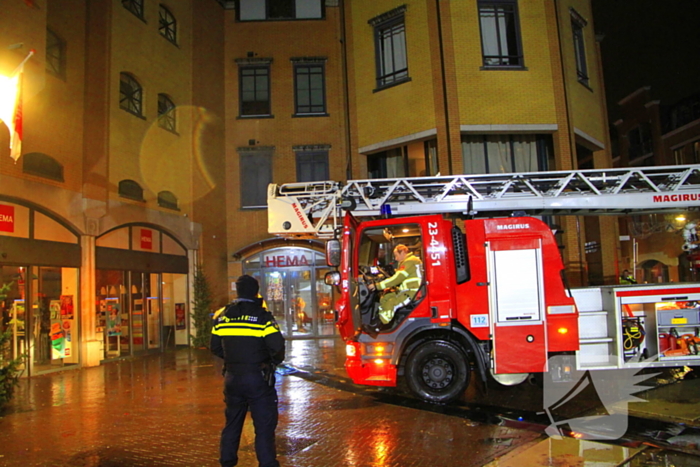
top-left (339, 0), bottom-right (353, 180)
top-left (435, 0), bottom-right (453, 175)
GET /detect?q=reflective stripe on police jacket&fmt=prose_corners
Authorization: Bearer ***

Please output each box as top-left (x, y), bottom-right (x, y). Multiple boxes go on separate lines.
top-left (213, 315), bottom-right (280, 338)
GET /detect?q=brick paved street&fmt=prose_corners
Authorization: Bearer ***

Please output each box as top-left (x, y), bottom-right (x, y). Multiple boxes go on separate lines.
top-left (0, 339), bottom-right (542, 467)
top-left (5, 338), bottom-right (700, 466)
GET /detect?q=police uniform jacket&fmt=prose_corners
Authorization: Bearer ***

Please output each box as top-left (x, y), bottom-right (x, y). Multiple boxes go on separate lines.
top-left (211, 299), bottom-right (285, 372)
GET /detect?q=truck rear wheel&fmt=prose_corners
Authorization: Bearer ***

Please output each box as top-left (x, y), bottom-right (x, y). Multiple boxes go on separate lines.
top-left (405, 340), bottom-right (470, 404)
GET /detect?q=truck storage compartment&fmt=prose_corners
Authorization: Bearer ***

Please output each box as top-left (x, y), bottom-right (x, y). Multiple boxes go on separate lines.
top-left (657, 309), bottom-right (700, 326)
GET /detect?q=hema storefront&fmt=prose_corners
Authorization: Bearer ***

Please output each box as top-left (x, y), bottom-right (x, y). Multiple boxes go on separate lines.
top-left (0, 197), bottom-right (191, 376)
top-left (237, 241), bottom-right (337, 340)
top-left (0, 198), bottom-right (82, 376)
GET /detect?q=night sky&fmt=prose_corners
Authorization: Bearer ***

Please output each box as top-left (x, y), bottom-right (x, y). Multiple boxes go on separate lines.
top-left (590, 0), bottom-right (700, 122)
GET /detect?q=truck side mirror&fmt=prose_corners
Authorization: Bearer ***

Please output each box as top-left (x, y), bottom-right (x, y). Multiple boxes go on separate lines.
top-left (326, 239), bottom-right (341, 267)
top-left (325, 271), bottom-right (340, 286)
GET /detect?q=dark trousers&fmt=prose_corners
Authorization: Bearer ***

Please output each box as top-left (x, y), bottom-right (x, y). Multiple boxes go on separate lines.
top-left (220, 370), bottom-right (280, 467)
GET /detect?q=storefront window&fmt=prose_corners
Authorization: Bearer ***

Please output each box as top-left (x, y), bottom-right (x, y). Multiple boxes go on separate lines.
top-left (244, 247), bottom-right (337, 339)
top-left (1, 265), bottom-right (79, 375)
top-left (31, 266), bottom-right (79, 372)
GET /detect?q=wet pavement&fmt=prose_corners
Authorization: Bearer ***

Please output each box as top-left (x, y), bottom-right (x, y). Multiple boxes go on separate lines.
top-left (1, 338), bottom-right (700, 466)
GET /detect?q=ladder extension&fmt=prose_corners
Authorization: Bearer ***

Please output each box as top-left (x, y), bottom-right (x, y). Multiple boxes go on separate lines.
top-left (268, 164), bottom-right (700, 238)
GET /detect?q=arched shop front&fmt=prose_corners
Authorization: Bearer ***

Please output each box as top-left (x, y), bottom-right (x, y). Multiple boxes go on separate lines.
top-left (95, 224), bottom-right (189, 360)
top-left (242, 246), bottom-right (337, 339)
top-left (0, 199), bottom-right (81, 376)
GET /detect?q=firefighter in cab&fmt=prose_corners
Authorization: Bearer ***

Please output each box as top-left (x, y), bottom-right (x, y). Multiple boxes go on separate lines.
top-left (370, 244), bottom-right (423, 324)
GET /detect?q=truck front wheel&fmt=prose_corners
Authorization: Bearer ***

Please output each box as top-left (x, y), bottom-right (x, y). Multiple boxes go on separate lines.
top-left (405, 340), bottom-right (470, 404)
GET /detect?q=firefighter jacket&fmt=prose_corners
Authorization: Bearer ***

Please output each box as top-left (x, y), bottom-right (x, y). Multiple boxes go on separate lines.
top-left (377, 252), bottom-right (423, 296)
top-left (210, 299), bottom-right (285, 371)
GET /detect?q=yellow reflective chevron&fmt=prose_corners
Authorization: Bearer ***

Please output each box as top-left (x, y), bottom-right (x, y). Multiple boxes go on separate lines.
top-left (213, 320), bottom-right (280, 338)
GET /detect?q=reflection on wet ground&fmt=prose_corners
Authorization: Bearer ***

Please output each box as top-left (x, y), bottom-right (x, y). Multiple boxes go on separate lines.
top-left (1, 338), bottom-right (699, 466)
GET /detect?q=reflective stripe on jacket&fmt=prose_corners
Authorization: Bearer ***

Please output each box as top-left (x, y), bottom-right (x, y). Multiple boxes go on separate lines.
top-left (378, 252), bottom-right (423, 293)
top-left (213, 316), bottom-right (280, 338)
top-left (210, 300), bottom-right (285, 366)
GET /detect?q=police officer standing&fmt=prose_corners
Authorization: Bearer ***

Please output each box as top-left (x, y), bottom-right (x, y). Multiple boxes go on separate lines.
top-left (211, 275), bottom-right (286, 467)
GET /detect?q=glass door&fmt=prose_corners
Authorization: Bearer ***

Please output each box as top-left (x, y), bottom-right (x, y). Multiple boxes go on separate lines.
top-left (145, 273), bottom-right (161, 350)
top-left (1, 266), bottom-right (27, 370)
top-left (129, 272), bottom-right (145, 354)
top-left (315, 268), bottom-right (336, 336)
top-left (162, 273), bottom-right (188, 346)
top-left (262, 271), bottom-right (288, 336)
top-left (96, 269), bottom-right (128, 359)
top-left (30, 266), bottom-right (79, 373)
top-left (286, 269), bottom-right (313, 338)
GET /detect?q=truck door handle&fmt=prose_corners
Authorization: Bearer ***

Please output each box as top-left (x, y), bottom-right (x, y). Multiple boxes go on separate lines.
top-left (477, 282), bottom-right (490, 286)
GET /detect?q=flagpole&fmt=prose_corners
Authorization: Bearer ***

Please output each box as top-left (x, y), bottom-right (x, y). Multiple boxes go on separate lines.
top-left (11, 49), bottom-right (35, 77)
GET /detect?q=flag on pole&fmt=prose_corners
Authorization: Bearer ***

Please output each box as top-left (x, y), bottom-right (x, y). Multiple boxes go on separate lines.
top-left (0, 50), bottom-right (33, 162)
top-left (9, 69), bottom-right (23, 162)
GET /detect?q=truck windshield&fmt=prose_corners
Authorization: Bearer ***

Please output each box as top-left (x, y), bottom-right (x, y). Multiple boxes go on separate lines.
top-left (358, 224), bottom-right (422, 275)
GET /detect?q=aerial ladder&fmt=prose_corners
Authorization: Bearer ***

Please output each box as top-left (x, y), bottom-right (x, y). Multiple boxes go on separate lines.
top-left (269, 164), bottom-right (700, 239)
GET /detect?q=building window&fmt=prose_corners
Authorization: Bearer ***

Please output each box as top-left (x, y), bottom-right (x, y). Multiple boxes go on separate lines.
top-left (240, 66), bottom-right (271, 117)
top-left (22, 152), bottom-right (64, 182)
top-left (118, 180), bottom-right (144, 201)
top-left (122, 0), bottom-right (144, 19)
top-left (461, 134), bottom-right (553, 174)
top-left (240, 151), bottom-right (273, 208)
top-left (296, 151), bottom-right (329, 182)
top-left (478, 0), bottom-right (523, 67)
top-left (46, 29), bottom-right (65, 78)
top-left (294, 62), bottom-right (326, 115)
top-left (371, 8), bottom-right (409, 90)
top-left (663, 93), bottom-right (700, 132)
top-left (674, 141), bottom-right (700, 165)
top-left (571, 10), bottom-right (589, 86)
top-left (158, 94), bottom-right (176, 132)
top-left (424, 139), bottom-right (439, 176)
top-left (159, 5), bottom-right (177, 44)
top-left (674, 148), bottom-right (686, 165)
top-left (627, 123), bottom-right (653, 161)
top-left (237, 0), bottom-right (323, 21)
top-left (157, 191), bottom-right (179, 210)
top-left (120, 73), bottom-right (143, 117)
top-left (368, 147), bottom-right (408, 179)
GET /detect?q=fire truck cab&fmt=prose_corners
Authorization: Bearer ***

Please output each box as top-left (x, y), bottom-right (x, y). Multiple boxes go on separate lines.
top-left (326, 212), bottom-right (579, 402)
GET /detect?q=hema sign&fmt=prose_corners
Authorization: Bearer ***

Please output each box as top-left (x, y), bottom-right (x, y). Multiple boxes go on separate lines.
top-left (0, 204), bottom-right (15, 233)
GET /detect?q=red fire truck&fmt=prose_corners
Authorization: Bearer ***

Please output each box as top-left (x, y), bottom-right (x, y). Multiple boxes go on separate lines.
top-left (268, 165), bottom-right (700, 403)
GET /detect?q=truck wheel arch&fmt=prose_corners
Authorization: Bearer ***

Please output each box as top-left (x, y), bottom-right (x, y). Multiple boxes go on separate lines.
top-left (396, 325), bottom-right (489, 387)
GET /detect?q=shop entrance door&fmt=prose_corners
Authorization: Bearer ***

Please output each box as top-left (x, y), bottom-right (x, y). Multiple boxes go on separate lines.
top-left (249, 247), bottom-right (337, 340)
top-left (261, 269), bottom-right (314, 338)
top-left (146, 273), bottom-right (161, 350)
top-left (1, 266), bottom-right (27, 369)
top-left (129, 272), bottom-right (146, 354)
top-left (128, 272), bottom-right (162, 354)
top-left (286, 269), bottom-right (313, 338)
